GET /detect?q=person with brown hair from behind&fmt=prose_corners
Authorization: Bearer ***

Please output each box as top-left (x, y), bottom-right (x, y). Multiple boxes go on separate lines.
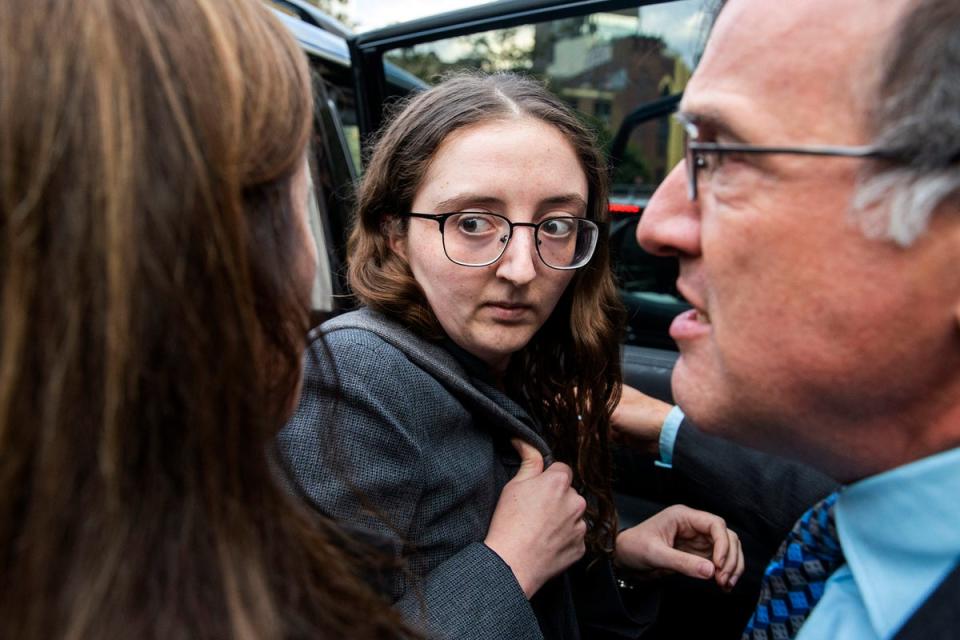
top-left (0, 1), bottom-right (415, 638)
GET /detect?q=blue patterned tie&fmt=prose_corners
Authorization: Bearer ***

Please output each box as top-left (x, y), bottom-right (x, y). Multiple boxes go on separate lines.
top-left (742, 491), bottom-right (844, 640)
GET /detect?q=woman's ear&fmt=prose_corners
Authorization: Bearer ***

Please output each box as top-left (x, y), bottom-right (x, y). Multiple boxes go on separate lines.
top-left (384, 216), bottom-right (408, 261)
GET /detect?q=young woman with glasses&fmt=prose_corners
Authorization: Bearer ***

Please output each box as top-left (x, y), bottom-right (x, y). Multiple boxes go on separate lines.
top-left (279, 72), bottom-right (744, 639)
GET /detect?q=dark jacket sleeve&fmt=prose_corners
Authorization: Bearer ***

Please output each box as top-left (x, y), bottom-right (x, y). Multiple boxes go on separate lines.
top-left (394, 542), bottom-right (540, 640)
top-left (670, 418), bottom-right (840, 548)
top-left (277, 330), bottom-right (542, 640)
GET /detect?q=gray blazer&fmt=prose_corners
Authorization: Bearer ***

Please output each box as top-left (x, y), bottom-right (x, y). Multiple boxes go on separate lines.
top-left (279, 308), bottom-right (561, 639)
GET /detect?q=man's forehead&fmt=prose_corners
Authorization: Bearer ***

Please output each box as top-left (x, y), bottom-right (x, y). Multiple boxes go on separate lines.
top-left (708, 0), bottom-right (906, 58)
top-left (682, 0), bottom-right (911, 141)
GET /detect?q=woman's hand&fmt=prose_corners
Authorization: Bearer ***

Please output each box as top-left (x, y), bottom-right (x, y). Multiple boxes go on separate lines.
top-left (484, 439), bottom-right (588, 599)
top-left (611, 384), bottom-right (674, 454)
top-left (615, 505), bottom-right (744, 591)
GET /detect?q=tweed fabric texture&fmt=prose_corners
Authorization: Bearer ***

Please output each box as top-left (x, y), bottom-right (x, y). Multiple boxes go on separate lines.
top-left (278, 310), bottom-right (547, 640)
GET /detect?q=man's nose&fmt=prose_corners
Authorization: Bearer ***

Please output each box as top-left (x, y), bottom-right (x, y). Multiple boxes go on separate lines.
top-left (636, 162), bottom-right (702, 258)
top-left (495, 226), bottom-right (537, 285)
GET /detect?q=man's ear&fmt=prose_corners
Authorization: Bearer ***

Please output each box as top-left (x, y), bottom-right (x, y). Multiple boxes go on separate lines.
top-left (950, 207), bottom-right (960, 333)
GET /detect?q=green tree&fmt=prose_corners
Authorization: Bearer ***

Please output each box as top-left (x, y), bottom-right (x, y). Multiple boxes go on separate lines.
top-left (387, 28), bottom-right (535, 84)
top-left (301, 0), bottom-right (351, 25)
top-left (389, 49), bottom-right (459, 83)
top-left (461, 28), bottom-right (533, 73)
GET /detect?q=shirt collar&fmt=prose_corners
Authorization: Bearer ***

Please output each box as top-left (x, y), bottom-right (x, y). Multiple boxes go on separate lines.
top-left (835, 446), bottom-right (960, 637)
top-left (441, 337), bottom-right (500, 387)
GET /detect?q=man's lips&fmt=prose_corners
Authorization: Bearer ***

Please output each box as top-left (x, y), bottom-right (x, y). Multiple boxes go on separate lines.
top-left (672, 280), bottom-right (711, 341)
top-left (670, 307), bottom-right (711, 341)
top-left (675, 280), bottom-right (707, 315)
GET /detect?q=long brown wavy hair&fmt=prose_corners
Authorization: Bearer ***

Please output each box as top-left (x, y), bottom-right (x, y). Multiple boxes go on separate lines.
top-left (0, 1), bottom-right (412, 638)
top-left (349, 73), bottom-right (625, 553)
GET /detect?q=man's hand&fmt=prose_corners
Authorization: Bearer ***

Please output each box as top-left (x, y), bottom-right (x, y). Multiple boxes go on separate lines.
top-left (611, 384), bottom-right (673, 455)
top-left (615, 504), bottom-right (744, 591)
top-left (484, 439), bottom-right (588, 599)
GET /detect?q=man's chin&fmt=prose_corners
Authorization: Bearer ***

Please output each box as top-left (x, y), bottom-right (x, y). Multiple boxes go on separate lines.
top-left (670, 357), bottom-right (721, 422)
top-left (671, 364), bottom-right (754, 442)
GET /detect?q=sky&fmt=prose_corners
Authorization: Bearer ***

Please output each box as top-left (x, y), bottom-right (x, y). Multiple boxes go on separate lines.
top-left (345, 0), bottom-right (497, 31)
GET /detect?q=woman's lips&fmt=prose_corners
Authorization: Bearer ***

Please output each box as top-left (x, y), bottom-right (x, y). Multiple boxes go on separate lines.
top-left (485, 302), bottom-right (533, 321)
top-left (670, 307), bottom-right (712, 341)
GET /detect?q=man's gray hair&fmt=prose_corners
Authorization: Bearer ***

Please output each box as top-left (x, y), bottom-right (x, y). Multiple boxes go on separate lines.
top-left (854, 0), bottom-right (960, 246)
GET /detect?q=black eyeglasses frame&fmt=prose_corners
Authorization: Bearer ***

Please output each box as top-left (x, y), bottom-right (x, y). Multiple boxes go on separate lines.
top-left (401, 211), bottom-right (601, 270)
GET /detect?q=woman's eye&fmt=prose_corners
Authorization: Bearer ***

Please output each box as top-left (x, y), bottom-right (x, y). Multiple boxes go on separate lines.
top-left (455, 214), bottom-right (495, 234)
top-left (540, 218), bottom-right (575, 238)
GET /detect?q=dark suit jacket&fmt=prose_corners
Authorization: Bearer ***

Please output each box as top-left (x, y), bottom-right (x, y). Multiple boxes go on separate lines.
top-left (616, 420), bottom-right (838, 638)
top-left (671, 421), bottom-right (838, 551)
top-left (895, 561), bottom-right (960, 639)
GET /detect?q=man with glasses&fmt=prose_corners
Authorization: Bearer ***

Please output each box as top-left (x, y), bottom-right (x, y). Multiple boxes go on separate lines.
top-left (635, 0), bottom-right (960, 638)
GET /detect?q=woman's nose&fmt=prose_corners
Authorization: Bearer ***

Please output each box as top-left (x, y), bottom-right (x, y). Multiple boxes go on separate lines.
top-left (495, 226), bottom-right (538, 285)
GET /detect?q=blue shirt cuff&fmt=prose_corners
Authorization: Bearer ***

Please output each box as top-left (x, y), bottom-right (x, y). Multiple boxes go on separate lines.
top-left (654, 406), bottom-right (685, 469)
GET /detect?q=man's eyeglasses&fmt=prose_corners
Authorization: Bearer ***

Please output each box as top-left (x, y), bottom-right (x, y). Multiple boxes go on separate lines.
top-left (401, 212), bottom-right (600, 270)
top-left (676, 112), bottom-right (899, 200)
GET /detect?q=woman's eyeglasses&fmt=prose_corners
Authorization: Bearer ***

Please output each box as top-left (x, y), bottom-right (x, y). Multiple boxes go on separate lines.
top-left (401, 211), bottom-right (600, 270)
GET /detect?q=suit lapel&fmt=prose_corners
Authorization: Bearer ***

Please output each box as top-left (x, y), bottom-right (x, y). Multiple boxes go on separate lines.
top-left (893, 560), bottom-right (960, 639)
top-left (321, 309), bottom-right (555, 465)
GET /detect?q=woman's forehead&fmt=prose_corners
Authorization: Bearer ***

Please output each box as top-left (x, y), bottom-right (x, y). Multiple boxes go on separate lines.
top-left (418, 118), bottom-right (586, 192)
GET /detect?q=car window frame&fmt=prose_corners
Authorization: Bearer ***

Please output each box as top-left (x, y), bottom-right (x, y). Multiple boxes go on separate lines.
top-left (347, 0), bottom-right (683, 139)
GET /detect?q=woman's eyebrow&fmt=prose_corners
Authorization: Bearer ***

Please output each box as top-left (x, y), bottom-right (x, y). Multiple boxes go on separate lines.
top-left (433, 194), bottom-right (504, 212)
top-left (430, 193), bottom-right (587, 214)
top-left (538, 194), bottom-right (588, 213)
